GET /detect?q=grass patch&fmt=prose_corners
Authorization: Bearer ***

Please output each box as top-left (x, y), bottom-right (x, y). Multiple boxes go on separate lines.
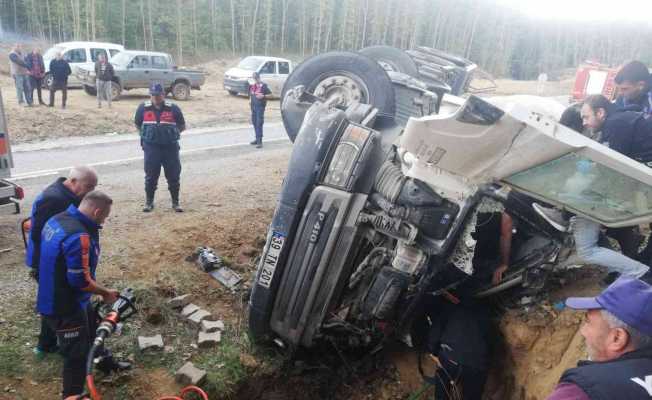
top-left (0, 343), bottom-right (25, 377)
top-left (194, 336), bottom-right (248, 398)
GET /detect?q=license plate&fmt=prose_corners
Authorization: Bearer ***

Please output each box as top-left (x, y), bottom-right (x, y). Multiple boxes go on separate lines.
top-left (258, 231), bottom-right (285, 289)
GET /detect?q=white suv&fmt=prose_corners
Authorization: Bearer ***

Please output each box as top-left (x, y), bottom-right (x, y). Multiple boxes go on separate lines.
top-left (43, 41), bottom-right (125, 88)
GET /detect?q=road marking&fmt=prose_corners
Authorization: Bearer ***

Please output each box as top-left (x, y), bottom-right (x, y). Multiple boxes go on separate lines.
top-left (9, 138), bottom-right (290, 181)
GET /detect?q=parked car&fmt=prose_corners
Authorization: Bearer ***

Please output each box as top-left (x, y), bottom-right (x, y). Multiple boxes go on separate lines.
top-left (76, 50), bottom-right (206, 101)
top-left (43, 41), bottom-right (124, 88)
top-left (223, 56), bottom-right (293, 97)
top-left (0, 89), bottom-right (23, 215)
top-left (248, 48), bottom-right (652, 350)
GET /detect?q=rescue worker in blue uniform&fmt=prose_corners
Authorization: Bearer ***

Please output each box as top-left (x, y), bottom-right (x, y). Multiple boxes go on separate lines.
top-left (37, 191), bottom-right (128, 399)
top-left (249, 72), bottom-right (271, 149)
top-left (134, 83), bottom-right (186, 212)
top-left (614, 60), bottom-right (652, 117)
top-left (24, 166), bottom-right (97, 358)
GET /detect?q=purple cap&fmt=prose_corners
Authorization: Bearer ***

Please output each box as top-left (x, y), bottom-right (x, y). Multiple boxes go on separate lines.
top-left (566, 277), bottom-right (652, 335)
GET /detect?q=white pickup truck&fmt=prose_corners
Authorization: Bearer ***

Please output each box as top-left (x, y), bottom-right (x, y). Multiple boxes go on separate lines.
top-left (223, 56), bottom-right (293, 97)
top-left (0, 90), bottom-right (24, 215)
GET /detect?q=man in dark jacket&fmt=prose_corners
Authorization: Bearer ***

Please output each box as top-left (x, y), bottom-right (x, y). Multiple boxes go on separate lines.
top-left (614, 60), bottom-right (651, 118)
top-left (25, 48), bottom-right (46, 105)
top-left (547, 277), bottom-right (652, 400)
top-left (249, 71), bottom-right (272, 148)
top-left (25, 166), bottom-right (98, 358)
top-left (49, 52), bottom-right (72, 108)
top-left (134, 83), bottom-right (186, 212)
top-left (94, 53), bottom-right (114, 108)
top-left (38, 191), bottom-right (127, 399)
top-left (9, 43), bottom-right (32, 106)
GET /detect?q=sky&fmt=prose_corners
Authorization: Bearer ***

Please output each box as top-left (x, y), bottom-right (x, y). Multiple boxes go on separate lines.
top-left (496, 0), bottom-right (652, 22)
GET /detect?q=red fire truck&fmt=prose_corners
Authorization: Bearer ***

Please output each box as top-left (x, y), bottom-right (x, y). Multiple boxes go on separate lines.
top-left (571, 61), bottom-right (618, 102)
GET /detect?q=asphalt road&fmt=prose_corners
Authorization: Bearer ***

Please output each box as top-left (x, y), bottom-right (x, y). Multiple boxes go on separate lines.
top-left (9, 122), bottom-right (287, 180)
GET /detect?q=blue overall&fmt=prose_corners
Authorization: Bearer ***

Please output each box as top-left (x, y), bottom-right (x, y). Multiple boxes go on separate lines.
top-left (249, 82), bottom-right (271, 143)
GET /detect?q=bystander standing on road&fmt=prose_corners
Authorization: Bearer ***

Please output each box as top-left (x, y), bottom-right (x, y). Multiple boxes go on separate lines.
top-left (134, 83), bottom-right (186, 212)
top-left (25, 48), bottom-right (46, 106)
top-left (249, 71), bottom-right (271, 149)
top-left (48, 52), bottom-right (72, 109)
top-left (95, 53), bottom-right (114, 109)
top-left (9, 43), bottom-right (32, 106)
top-left (547, 277), bottom-right (652, 400)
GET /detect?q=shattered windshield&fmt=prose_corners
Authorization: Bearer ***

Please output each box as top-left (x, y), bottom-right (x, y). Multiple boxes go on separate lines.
top-left (505, 152), bottom-right (652, 224)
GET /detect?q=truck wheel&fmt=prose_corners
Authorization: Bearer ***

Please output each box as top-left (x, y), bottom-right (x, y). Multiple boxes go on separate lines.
top-left (281, 51), bottom-right (395, 142)
top-left (110, 82), bottom-right (122, 101)
top-left (83, 85), bottom-right (97, 96)
top-left (359, 45), bottom-right (419, 77)
top-left (227, 90), bottom-right (238, 96)
top-left (172, 82), bottom-right (191, 100)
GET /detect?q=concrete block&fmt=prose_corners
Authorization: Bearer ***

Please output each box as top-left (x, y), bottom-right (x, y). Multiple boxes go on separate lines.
top-left (200, 319), bottom-right (225, 333)
top-left (187, 309), bottom-right (211, 325)
top-left (167, 294), bottom-right (191, 309)
top-left (198, 331), bottom-right (221, 348)
top-left (180, 304), bottom-right (199, 317)
top-left (175, 362), bottom-right (206, 386)
top-left (138, 334), bottom-right (164, 351)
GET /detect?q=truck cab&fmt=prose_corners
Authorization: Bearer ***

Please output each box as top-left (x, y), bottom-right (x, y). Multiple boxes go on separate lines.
top-left (0, 90), bottom-right (23, 215)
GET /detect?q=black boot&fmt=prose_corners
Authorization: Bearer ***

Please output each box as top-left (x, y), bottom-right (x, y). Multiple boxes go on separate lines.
top-left (170, 189), bottom-right (183, 212)
top-left (143, 194), bottom-right (154, 212)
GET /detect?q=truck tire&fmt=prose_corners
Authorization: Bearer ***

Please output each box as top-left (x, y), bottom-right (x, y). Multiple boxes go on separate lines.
top-left (83, 85), bottom-right (97, 96)
top-left (359, 45), bottom-right (419, 77)
top-left (110, 81), bottom-right (122, 101)
top-left (172, 81), bottom-right (191, 100)
top-left (281, 51), bottom-right (395, 142)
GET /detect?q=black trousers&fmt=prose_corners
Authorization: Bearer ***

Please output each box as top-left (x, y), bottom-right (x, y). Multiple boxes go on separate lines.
top-left (44, 304), bottom-right (96, 398)
top-left (49, 81), bottom-right (68, 107)
top-left (30, 76), bottom-right (44, 104)
top-left (251, 106), bottom-right (265, 142)
top-left (143, 142), bottom-right (181, 200)
top-left (37, 315), bottom-right (59, 351)
top-left (434, 356), bottom-right (488, 400)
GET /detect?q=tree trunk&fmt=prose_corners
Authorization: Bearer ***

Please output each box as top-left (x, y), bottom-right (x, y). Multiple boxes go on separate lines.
top-left (250, 0), bottom-right (261, 54)
top-left (176, 0), bottom-right (183, 65)
top-left (121, 0), bottom-right (126, 45)
top-left (147, 0), bottom-right (154, 50)
top-left (280, 0), bottom-right (290, 53)
top-left (13, 0), bottom-right (18, 32)
top-left (360, 0), bottom-right (369, 49)
top-left (211, 0), bottom-right (217, 51)
top-left (230, 0), bottom-right (237, 54)
top-left (45, 0), bottom-right (53, 41)
top-left (264, 0), bottom-right (272, 55)
top-left (192, 0), bottom-right (198, 55)
top-left (140, 0), bottom-right (147, 49)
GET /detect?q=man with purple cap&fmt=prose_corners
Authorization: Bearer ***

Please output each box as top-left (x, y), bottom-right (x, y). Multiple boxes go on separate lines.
top-left (547, 278), bottom-right (652, 399)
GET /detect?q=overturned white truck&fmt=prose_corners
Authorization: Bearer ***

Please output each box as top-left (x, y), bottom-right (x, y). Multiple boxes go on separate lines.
top-left (248, 46), bottom-right (652, 350)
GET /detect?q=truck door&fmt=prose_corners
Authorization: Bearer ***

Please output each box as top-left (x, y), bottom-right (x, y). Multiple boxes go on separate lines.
top-left (259, 61), bottom-right (279, 95)
top-left (149, 55), bottom-right (172, 88)
top-left (127, 55), bottom-right (152, 87)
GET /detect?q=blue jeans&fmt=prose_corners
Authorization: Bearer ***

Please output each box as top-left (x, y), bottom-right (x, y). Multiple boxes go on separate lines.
top-left (573, 217), bottom-right (649, 278)
top-left (14, 74), bottom-right (32, 104)
top-left (252, 107), bottom-right (265, 142)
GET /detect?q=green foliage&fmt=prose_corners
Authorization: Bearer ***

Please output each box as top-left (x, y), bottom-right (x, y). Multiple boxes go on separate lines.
top-left (1, 0), bottom-right (651, 78)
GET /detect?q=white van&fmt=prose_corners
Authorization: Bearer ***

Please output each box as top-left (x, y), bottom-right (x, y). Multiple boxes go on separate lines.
top-left (223, 56), bottom-right (293, 97)
top-left (43, 41), bottom-right (125, 87)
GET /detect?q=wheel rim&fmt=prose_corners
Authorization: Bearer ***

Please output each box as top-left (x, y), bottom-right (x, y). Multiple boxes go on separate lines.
top-left (175, 85), bottom-right (188, 98)
top-left (111, 84), bottom-right (120, 98)
top-left (46, 76), bottom-right (53, 87)
top-left (311, 73), bottom-right (369, 108)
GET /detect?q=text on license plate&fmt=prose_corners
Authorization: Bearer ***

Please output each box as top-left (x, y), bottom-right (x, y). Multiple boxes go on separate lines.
top-left (258, 232), bottom-right (285, 289)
